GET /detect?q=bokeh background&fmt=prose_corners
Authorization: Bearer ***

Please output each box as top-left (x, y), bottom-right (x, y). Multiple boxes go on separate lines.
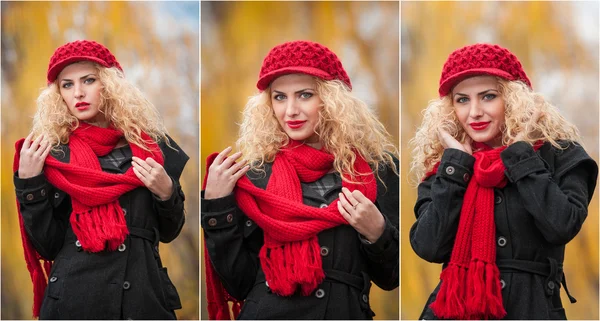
top-left (201, 1), bottom-right (399, 319)
top-left (1, 2), bottom-right (199, 319)
top-left (401, 1), bottom-right (599, 319)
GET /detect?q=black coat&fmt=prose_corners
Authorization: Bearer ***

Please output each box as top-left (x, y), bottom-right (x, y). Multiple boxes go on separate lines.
top-left (410, 141), bottom-right (598, 320)
top-left (14, 137), bottom-right (189, 320)
top-left (202, 157), bottom-right (399, 320)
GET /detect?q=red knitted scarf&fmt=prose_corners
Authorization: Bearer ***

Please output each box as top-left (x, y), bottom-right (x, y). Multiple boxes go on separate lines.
top-left (203, 141), bottom-right (377, 319)
top-left (13, 123), bottom-right (163, 318)
top-left (427, 143), bottom-right (540, 319)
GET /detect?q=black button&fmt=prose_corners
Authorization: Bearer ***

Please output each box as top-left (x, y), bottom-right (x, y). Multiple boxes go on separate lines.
top-left (208, 218), bottom-right (217, 227)
top-left (445, 166), bottom-right (455, 175)
top-left (75, 240), bottom-right (81, 247)
top-left (497, 236), bottom-right (507, 247)
top-left (319, 203), bottom-right (328, 209)
top-left (49, 276), bottom-right (57, 283)
top-left (26, 193), bottom-right (34, 201)
top-left (315, 289), bottom-right (325, 298)
top-left (226, 213), bottom-right (233, 223)
top-left (320, 246), bottom-right (330, 257)
top-left (154, 245), bottom-right (159, 252)
top-left (500, 279), bottom-right (506, 289)
top-left (54, 192), bottom-right (60, 199)
top-left (245, 220), bottom-right (253, 227)
top-left (495, 196), bottom-right (502, 204)
top-left (41, 189), bottom-right (46, 196)
top-left (123, 281), bottom-right (131, 290)
top-left (548, 281), bottom-right (555, 290)
top-left (118, 244), bottom-right (126, 252)
top-left (362, 294), bottom-right (368, 303)
top-left (463, 173), bottom-right (470, 182)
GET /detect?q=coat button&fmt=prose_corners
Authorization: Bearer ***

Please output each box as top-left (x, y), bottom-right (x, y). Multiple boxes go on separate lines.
top-left (495, 196), bottom-right (502, 204)
top-left (154, 245), bottom-right (159, 252)
top-left (75, 240), bottom-right (81, 247)
top-left (463, 173), bottom-right (470, 182)
top-left (122, 208), bottom-right (127, 216)
top-left (208, 218), bottom-right (217, 227)
top-left (226, 213), bottom-right (233, 223)
top-left (118, 243), bottom-right (127, 252)
top-left (49, 276), bottom-right (58, 283)
top-left (362, 294), bottom-right (368, 303)
top-left (245, 220), bottom-right (253, 227)
top-left (123, 281), bottom-right (131, 290)
top-left (497, 236), bottom-right (507, 247)
top-left (445, 166), bottom-right (455, 175)
top-left (500, 279), bottom-right (506, 289)
top-left (265, 281), bottom-right (269, 288)
top-left (26, 193), bottom-right (34, 201)
top-left (54, 192), bottom-right (60, 199)
top-left (315, 289), bottom-right (325, 299)
top-left (320, 246), bottom-right (330, 257)
top-left (548, 281), bottom-right (555, 290)
top-left (41, 189), bottom-right (46, 196)
top-left (319, 203), bottom-right (328, 209)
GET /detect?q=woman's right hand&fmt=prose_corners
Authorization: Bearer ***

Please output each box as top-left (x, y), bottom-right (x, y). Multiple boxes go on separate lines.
top-left (18, 132), bottom-right (52, 179)
top-left (437, 128), bottom-right (473, 155)
top-left (204, 146), bottom-right (250, 199)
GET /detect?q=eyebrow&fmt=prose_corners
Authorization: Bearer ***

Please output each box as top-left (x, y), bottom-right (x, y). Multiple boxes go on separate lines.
top-left (272, 88), bottom-right (315, 95)
top-left (60, 74), bottom-right (96, 82)
top-left (453, 89), bottom-right (498, 97)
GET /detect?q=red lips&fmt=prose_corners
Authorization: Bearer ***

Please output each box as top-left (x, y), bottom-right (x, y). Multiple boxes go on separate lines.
top-left (286, 120), bottom-right (306, 129)
top-left (470, 121), bottom-right (490, 131)
top-left (75, 102), bottom-right (90, 110)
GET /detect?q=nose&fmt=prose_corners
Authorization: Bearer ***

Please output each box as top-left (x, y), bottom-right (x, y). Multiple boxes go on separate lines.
top-left (469, 100), bottom-right (483, 118)
top-left (285, 96), bottom-right (299, 117)
top-left (74, 83), bottom-right (85, 99)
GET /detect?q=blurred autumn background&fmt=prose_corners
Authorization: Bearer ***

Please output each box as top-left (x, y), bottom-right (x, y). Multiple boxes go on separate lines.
top-left (401, 1), bottom-right (599, 320)
top-left (1, 2), bottom-right (199, 319)
top-left (201, 1), bottom-right (399, 319)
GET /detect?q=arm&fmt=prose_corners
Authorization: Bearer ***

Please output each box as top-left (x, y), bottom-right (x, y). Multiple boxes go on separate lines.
top-left (14, 172), bottom-right (69, 260)
top-left (409, 148), bottom-right (475, 263)
top-left (201, 192), bottom-right (262, 300)
top-left (153, 177), bottom-right (186, 243)
top-left (501, 141), bottom-right (598, 245)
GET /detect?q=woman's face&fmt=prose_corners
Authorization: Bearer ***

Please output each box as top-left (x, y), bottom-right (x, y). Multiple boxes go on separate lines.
top-left (58, 62), bottom-right (106, 127)
top-left (271, 74), bottom-right (322, 144)
top-left (452, 76), bottom-right (505, 148)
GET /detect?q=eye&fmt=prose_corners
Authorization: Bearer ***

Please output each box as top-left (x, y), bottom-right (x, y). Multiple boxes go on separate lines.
top-left (84, 78), bottom-right (96, 84)
top-left (62, 82), bottom-right (73, 89)
top-left (483, 93), bottom-right (497, 101)
top-left (300, 92), bottom-right (313, 99)
top-left (273, 94), bottom-right (286, 101)
top-left (456, 96), bottom-right (468, 104)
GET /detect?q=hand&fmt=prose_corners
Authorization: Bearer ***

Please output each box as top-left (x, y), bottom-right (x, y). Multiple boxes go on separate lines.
top-left (18, 133), bottom-right (52, 179)
top-left (513, 109), bottom-right (544, 143)
top-left (337, 187), bottom-right (385, 243)
top-left (204, 146), bottom-right (250, 200)
top-left (132, 156), bottom-right (173, 201)
top-left (437, 128), bottom-right (473, 155)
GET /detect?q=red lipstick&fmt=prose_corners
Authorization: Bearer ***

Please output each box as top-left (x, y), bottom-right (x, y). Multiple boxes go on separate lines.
top-left (470, 121), bottom-right (490, 131)
top-left (75, 102), bottom-right (90, 110)
top-left (286, 120), bottom-right (306, 129)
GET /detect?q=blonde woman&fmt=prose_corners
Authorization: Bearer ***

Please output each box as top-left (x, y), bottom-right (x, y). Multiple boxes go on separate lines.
top-left (409, 43), bottom-right (597, 319)
top-left (13, 40), bottom-right (188, 319)
top-left (202, 40), bottom-right (399, 319)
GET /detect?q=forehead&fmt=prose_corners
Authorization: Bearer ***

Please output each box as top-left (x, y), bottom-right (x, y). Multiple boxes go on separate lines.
top-left (453, 75), bottom-right (498, 93)
top-left (270, 73), bottom-right (316, 90)
top-left (58, 62), bottom-right (97, 80)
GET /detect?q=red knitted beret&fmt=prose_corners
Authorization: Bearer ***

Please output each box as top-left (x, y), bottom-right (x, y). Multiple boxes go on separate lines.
top-left (47, 40), bottom-right (122, 84)
top-left (439, 43), bottom-right (531, 97)
top-left (257, 40), bottom-right (352, 91)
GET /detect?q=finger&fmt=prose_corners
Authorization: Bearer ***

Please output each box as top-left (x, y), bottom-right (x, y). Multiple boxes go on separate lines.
top-left (131, 161), bottom-right (148, 177)
top-left (232, 164), bottom-right (251, 180)
top-left (338, 192), bottom-right (356, 214)
top-left (132, 157), bottom-right (152, 173)
top-left (213, 146), bottom-right (233, 165)
top-left (351, 190), bottom-right (370, 204)
top-left (227, 159), bottom-right (248, 175)
top-left (31, 134), bottom-right (44, 150)
top-left (34, 139), bottom-right (49, 157)
top-left (41, 142), bottom-right (53, 159)
top-left (133, 167), bottom-right (148, 184)
top-left (337, 201), bottom-right (352, 222)
top-left (23, 132), bottom-right (34, 149)
top-left (341, 187), bottom-right (359, 207)
top-left (221, 151), bottom-right (243, 169)
top-left (145, 157), bottom-right (161, 168)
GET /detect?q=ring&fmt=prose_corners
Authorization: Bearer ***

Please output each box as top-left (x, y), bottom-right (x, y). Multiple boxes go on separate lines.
top-left (353, 204), bottom-right (358, 210)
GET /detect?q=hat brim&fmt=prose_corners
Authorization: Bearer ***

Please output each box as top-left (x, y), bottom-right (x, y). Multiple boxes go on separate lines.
top-left (438, 68), bottom-right (515, 97)
top-left (257, 66), bottom-right (333, 91)
top-left (47, 56), bottom-right (111, 84)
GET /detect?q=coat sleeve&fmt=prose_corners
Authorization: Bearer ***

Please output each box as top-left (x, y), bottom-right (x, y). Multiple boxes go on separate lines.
top-left (14, 172), bottom-right (70, 261)
top-left (500, 141), bottom-right (598, 245)
top-left (360, 156), bottom-right (399, 290)
top-left (409, 148), bottom-right (475, 263)
top-left (201, 191), bottom-right (262, 301)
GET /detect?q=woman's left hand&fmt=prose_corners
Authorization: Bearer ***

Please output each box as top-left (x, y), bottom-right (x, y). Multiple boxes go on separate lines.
top-left (132, 156), bottom-right (173, 201)
top-left (337, 187), bottom-right (385, 243)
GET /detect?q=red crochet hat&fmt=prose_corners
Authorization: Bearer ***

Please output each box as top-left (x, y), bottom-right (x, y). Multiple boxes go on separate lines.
top-left (47, 40), bottom-right (122, 84)
top-left (257, 40), bottom-right (352, 91)
top-left (438, 43), bottom-right (531, 97)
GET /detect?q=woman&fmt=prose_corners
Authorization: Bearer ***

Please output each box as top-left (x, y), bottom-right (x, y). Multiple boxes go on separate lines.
top-left (409, 43), bottom-right (598, 319)
top-left (201, 40), bottom-right (399, 319)
top-left (13, 40), bottom-right (189, 319)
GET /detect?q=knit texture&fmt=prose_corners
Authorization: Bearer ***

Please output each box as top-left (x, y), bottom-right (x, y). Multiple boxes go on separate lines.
top-left (439, 43), bottom-right (531, 97)
top-left (257, 40), bottom-right (352, 91)
top-left (47, 40), bottom-right (122, 84)
top-left (14, 123), bottom-right (162, 317)
top-left (203, 141), bottom-right (377, 319)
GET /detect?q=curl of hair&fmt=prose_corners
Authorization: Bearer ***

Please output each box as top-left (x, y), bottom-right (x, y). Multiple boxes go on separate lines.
top-left (409, 77), bottom-right (581, 184)
top-left (31, 62), bottom-right (170, 151)
top-left (237, 78), bottom-right (398, 183)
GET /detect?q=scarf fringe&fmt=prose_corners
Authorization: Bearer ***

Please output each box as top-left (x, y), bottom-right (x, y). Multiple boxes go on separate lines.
top-left (430, 263), bottom-right (467, 319)
top-left (259, 238), bottom-right (325, 296)
top-left (70, 203), bottom-right (128, 252)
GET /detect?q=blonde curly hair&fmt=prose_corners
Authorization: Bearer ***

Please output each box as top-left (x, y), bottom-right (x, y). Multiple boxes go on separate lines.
top-left (409, 77), bottom-right (581, 183)
top-left (237, 77), bottom-right (398, 182)
top-left (31, 61), bottom-right (169, 151)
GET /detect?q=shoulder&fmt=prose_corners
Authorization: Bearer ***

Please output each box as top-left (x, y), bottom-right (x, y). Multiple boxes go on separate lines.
top-left (159, 135), bottom-right (189, 181)
top-left (540, 140), bottom-right (597, 177)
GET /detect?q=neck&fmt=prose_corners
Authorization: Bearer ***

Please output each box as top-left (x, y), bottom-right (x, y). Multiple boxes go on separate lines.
top-left (305, 141), bottom-right (322, 150)
top-left (84, 120), bottom-right (109, 128)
